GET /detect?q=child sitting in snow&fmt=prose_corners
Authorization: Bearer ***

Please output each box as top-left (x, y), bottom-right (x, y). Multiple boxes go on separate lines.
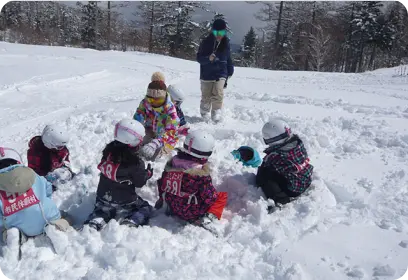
top-left (134, 72), bottom-right (180, 161)
top-left (155, 130), bottom-right (228, 233)
top-left (0, 147), bottom-right (70, 243)
top-left (167, 85), bottom-right (189, 136)
top-left (232, 119), bottom-right (313, 207)
top-left (27, 124), bottom-right (74, 187)
top-left (255, 119), bottom-right (313, 206)
top-left (84, 119), bottom-right (154, 231)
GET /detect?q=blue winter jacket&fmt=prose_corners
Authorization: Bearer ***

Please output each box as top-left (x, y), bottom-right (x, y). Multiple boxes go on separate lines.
top-left (0, 165), bottom-right (61, 237)
top-left (196, 34), bottom-right (234, 81)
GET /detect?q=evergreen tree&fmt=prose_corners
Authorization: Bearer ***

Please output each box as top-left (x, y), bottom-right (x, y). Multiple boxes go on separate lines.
top-left (78, 1), bottom-right (102, 49)
top-left (135, 1), bottom-right (168, 53)
top-left (162, 2), bottom-right (209, 58)
top-left (351, 1), bottom-right (383, 72)
top-left (241, 27), bottom-right (257, 67)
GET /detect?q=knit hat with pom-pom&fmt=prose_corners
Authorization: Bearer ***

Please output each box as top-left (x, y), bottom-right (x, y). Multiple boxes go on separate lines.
top-left (147, 72), bottom-right (167, 98)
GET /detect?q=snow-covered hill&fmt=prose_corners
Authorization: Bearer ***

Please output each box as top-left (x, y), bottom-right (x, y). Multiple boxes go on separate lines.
top-left (0, 42), bottom-right (408, 280)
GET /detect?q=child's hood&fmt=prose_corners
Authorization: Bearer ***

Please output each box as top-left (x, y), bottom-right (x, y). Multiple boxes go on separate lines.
top-left (29, 136), bottom-right (42, 148)
top-left (0, 164), bottom-right (36, 193)
top-left (264, 135), bottom-right (302, 155)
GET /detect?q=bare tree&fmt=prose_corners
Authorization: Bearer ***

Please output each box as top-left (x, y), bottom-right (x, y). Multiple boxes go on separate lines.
top-left (309, 25), bottom-right (331, 71)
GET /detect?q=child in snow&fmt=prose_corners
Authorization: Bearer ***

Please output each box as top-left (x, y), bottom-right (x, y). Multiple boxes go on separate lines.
top-left (27, 124), bottom-right (74, 187)
top-left (84, 119), bottom-right (154, 231)
top-left (134, 72), bottom-right (180, 161)
top-left (0, 147), bottom-right (70, 242)
top-left (155, 130), bottom-right (228, 233)
top-left (167, 84), bottom-right (189, 136)
top-left (255, 119), bottom-right (313, 205)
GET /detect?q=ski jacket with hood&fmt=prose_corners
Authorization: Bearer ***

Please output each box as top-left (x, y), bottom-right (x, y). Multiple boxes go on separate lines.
top-left (27, 136), bottom-right (70, 176)
top-left (256, 135), bottom-right (313, 195)
top-left (134, 95), bottom-right (180, 149)
top-left (196, 34), bottom-right (234, 81)
top-left (156, 155), bottom-right (218, 222)
top-left (0, 164), bottom-right (61, 237)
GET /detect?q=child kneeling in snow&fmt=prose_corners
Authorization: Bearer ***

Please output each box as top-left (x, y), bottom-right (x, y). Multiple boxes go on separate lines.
top-left (167, 85), bottom-right (189, 136)
top-left (233, 119), bottom-right (313, 207)
top-left (256, 119), bottom-right (313, 205)
top-left (0, 147), bottom-right (70, 242)
top-left (84, 119), bottom-right (154, 231)
top-left (27, 124), bottom-right (75, 188)
top-left (155, 130), bottom-right (228, 232)
top-left (134, 72), bottom-right (180, 161)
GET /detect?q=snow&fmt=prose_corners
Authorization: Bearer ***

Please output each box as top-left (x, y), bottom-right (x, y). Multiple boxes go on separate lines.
top-left (1, 41), bottom-right (408, 280)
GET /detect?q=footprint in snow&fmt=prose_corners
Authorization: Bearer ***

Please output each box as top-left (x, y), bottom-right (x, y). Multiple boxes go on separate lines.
top-left (372, 264), bottom-right (396, 277)
top-left (398, 240), bottom-right (408, 248)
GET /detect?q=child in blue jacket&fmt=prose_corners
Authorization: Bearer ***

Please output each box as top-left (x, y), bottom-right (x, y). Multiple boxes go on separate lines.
top-left (0, 147), bottom-right (69, 242)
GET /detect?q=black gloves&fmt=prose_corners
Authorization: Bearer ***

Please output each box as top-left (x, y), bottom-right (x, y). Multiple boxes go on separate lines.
top-left (146, 163), bottom-right (153, 180)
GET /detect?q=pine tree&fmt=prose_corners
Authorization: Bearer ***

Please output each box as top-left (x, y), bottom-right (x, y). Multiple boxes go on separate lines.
top-left (351, 1), bottom-right (383, 72)
top-left (241, 27), bottom-right (257, 67)
top-left (78, 1), bottom-right (102, 49)
top-left (135, 1), bottom-right (168, 53)
top-left (161, 1), bottom-right (210, 58)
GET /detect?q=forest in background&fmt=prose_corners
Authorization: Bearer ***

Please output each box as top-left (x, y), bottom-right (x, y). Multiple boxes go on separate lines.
top-left (0, 1), bottom-right (407, 73)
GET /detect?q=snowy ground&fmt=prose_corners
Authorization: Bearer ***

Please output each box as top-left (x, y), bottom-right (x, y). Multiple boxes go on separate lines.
top-left (0, 42), bottom-right (408, 280)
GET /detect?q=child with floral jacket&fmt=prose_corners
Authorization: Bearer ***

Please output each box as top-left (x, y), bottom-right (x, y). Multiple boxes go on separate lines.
top-left (134, 72), bottom-right (180, 161)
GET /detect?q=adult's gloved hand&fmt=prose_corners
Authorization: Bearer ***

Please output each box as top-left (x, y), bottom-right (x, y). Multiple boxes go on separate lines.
top-left (209, 53), bottom-right (216, 62)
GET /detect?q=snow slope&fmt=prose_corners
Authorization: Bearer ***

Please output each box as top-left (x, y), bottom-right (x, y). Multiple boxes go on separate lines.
top-left (1, 42), bottom-right (408, 280)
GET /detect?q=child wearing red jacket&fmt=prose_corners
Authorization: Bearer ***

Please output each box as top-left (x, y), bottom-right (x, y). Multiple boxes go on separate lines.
top-left (27, 124), bottom-right (74, 186)
top-left (155, 130), bottom-right (227, 234)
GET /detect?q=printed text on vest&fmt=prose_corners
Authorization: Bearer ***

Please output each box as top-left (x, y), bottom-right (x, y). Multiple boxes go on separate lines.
top-left (0, 189), bottom-right (40, 217)
top-left (98, 160), bottom-right (119, 181)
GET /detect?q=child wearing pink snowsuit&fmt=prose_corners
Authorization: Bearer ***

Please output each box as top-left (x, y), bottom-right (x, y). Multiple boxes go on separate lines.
top-left (155, 131), bottom-right (227, 226)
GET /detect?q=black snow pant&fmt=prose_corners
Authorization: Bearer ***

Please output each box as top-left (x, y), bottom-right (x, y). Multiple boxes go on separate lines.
top-left (256, 168), bottom-right (300, 205)
top-left (85, 196), bottom-right (153, 230)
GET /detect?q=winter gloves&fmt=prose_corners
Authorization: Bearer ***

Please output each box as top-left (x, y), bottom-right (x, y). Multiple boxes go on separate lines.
top-left (50, 218), bottom-right (71, 232)
top-left (45, 167), bottom-right (74, 185)
top-left (141, 139), bottom-right (161, 160)
top-left (178, 124), bottom-right (190, 136)
top-left (146, 163), bottom-right (153, 180)
top-left (224, 76), bottom-right (231, 89)
top-left (231, 146), bottom-right (262, 168)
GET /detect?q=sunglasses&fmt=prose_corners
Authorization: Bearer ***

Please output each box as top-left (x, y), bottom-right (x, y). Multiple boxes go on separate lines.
top-left (212, 29), bottom-right (226, 37)
top-left (146, 96), bottom-right (166, 107)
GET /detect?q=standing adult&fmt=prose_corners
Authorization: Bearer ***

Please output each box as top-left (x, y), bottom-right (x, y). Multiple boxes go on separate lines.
top-left (196, 19), bottom-right (234, 122)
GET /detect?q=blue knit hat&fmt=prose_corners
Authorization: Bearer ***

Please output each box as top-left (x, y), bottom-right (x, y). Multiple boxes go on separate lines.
top-left (212, 19), bottom-right (227, 30)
